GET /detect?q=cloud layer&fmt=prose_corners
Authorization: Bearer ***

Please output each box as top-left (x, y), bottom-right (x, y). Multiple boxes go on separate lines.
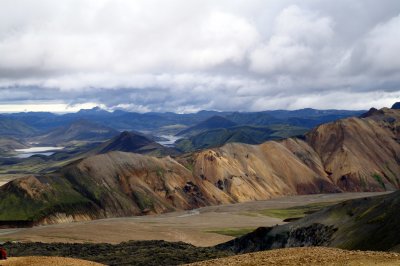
top-left (0, 0), bottom-right (399, 112)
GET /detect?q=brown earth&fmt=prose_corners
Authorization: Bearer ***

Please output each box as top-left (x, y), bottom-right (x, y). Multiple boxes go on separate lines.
top-left (186, 247), bottom-right (400, 266)
top-left (0, 193), bottom-right (385, 247)
top-left (0, 175), bottom-right (22, 187)
top-left (0, 256), bottom-right (103, 266)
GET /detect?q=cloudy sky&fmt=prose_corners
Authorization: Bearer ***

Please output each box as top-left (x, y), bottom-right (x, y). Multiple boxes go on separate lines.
top-left (0, 0), bottom-right (399, 113)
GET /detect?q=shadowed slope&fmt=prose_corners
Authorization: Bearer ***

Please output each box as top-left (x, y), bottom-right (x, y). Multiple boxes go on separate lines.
top-left (218, 191), bottom-right (400, 253)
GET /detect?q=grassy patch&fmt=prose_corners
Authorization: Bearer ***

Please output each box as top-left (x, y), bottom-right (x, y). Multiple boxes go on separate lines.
top-left (372, 173), bottom-right (386, 190)
top-left (205, 227), bottom-right (256, 237)
top-left (255, 202), bottom-right (338, 220)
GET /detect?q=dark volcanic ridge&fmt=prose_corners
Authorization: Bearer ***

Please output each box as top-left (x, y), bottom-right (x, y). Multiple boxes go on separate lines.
top-left (2, 240), bottom-right (232, 266)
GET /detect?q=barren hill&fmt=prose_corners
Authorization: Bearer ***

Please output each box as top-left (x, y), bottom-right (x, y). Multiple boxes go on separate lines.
top-left (0, 108), bottom-right (399, 226)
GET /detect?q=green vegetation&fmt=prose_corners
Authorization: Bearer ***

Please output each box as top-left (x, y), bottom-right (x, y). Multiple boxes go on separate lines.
top-left (156, 167), bottom-right (165, 178)
top-left (206, 227), bottom-right (256, 237)
top-left (176, 124), bottom-right (307, 152)
top-left (255, 202), bottom-right (338, 220)
top-left (0, 177), bottom-right (92, 221)
top-left (133, 190), bottom-right (155, 211)
top-left (372, 173), bottom-right (386, 190)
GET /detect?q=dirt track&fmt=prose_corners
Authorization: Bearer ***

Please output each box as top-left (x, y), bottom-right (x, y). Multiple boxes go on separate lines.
top-left (0, 192), bottom-right (388, 247)
top-left (0, 256), bottom-right (103, 266)
top-left (187, 247), bottom-right (400, 266)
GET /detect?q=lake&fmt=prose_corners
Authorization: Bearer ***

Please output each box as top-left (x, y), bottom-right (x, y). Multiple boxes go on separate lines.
top-left (156, 135), bottom-right (181, 147)
top-left (14, 147), bottom-right (64, 158)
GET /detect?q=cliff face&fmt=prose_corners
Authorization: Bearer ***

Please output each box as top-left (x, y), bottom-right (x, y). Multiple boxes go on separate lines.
top-left (0, 108), bottom-right (399, 225)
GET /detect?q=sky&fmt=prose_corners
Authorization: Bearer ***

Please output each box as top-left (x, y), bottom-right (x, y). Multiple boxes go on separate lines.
top-left (0, 0), bottom-right (400, 113)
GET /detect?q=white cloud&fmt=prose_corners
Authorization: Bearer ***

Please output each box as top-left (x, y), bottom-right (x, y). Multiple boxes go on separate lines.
top-left (249, 5), bottom-right (334, 74)
top-left (363, 14), bottom-right (400, 74)
top-left (0, 0), bottom-right (399, 112)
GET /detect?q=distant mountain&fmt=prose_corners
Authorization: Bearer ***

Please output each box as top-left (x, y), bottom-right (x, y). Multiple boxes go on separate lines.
top-left (226, 109), bottom-right (365, 128)
top-left (0, 107), bottom-right (397, 226)
top-left (219, 191), bottom-right (400, 253)
top-left (0, 107), bottom-right (364, 134)
top-left (392, 102), bottom-right (400, 109)
top-left (225, 112), bottom-right (279, 125)
top-left (0, 137), bottom-right (28, 153)
top-left (176, 125), bottom-right (307, 152)
top-left (76, 106), bottom-right (111, 116)
top-left (0, 116), bottom-right (37, 137)
top-left (177, 116), bottom-right (237, 137)
top-left (98, 131), bottom-right (179, 156)
top-left (35, 119), bottom-right (119, 145)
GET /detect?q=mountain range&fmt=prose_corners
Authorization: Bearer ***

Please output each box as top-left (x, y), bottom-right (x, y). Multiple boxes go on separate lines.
top-left (0, 107), bottom-right (364, 137)
top-left (33, 119), bottom-right (119, 145)
top-left (0, 106), bottom-right (398, 226)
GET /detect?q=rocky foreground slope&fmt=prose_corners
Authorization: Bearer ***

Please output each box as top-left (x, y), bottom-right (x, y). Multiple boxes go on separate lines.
top-left (0, 107), bottom-right (399, 225)
top-left (218, 190), bottom-right (400, 253)
top-left (0, 256), bottom-right (103, 266)
top-left (188, 247), bottom-right (400, 266)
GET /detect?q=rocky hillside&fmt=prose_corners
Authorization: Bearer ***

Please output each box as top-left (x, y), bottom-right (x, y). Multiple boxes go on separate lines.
top-left (304, 107), bottom-right (400, 191)
top-left (218, 190), bottom-right (400, 253)
top-left (0, 107), bottom-right (399, 226)
top-left (189, 247), bottom-right (400, 266)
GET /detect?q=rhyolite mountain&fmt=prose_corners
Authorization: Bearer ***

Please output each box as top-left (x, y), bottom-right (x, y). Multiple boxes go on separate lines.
top-left (0, 107), bottom-right (398, 226)
top-left (218, 190), bottom-right (400, 253)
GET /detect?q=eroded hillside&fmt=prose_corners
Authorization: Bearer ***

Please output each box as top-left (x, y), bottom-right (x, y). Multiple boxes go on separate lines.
top-left (0, 108), bottom-right (399, 225)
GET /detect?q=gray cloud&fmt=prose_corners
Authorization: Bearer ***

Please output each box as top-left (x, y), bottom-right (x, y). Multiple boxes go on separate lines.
top-left (0, 0), bottom-right (399, 112)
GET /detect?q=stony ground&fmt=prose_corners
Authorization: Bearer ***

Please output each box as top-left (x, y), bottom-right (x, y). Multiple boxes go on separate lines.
top-left (0, 256), bottom-right (103, 266)
top-left (186, 247), bottom-right (400, 266)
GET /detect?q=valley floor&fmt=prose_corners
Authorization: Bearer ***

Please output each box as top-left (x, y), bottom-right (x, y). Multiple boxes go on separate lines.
top-left (186, 247), bottom-right (400, 266)
top-left (0, 192), bottom-right (388, 246)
